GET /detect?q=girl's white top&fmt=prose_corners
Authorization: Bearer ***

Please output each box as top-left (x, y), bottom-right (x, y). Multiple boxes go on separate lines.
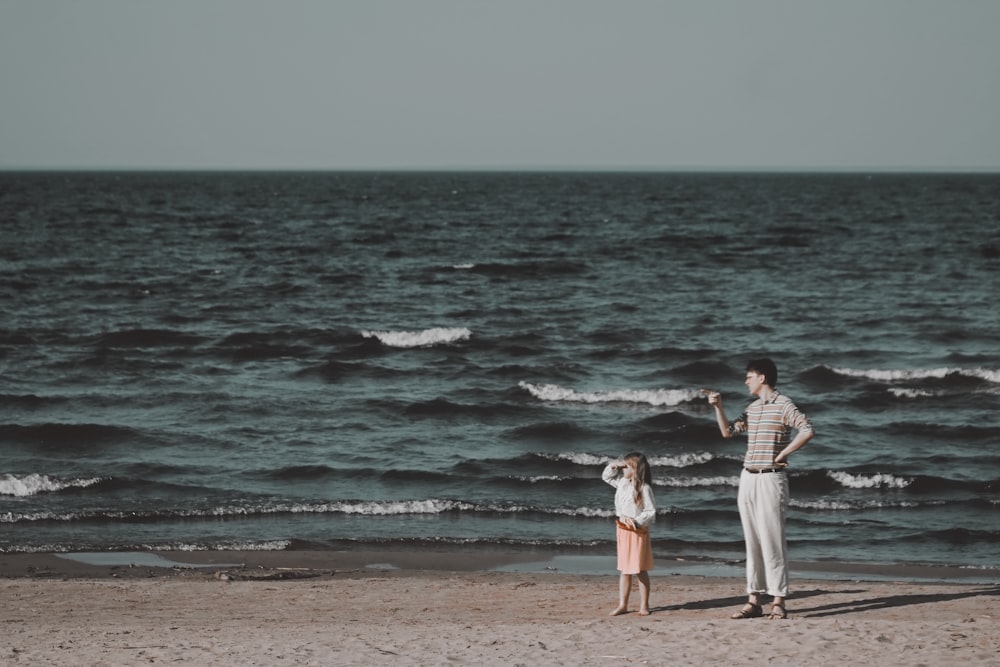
top-left (602, 464), bottom-right (656, 527)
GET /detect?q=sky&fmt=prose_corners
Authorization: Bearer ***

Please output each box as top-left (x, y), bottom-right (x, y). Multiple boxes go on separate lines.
top-left (2, 1), bottom-right (999, 171)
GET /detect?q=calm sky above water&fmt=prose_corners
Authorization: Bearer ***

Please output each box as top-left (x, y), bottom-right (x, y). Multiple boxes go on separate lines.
top-left (2, 1), bottom-right (998, 171)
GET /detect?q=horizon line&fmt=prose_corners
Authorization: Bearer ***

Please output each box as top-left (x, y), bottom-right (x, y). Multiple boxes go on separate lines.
top-left (2, 165), bottom-right (999, 174)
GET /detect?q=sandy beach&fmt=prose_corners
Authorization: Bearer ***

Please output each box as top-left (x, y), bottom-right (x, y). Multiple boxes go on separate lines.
top-left (1, 551), bottom-right (997, 666)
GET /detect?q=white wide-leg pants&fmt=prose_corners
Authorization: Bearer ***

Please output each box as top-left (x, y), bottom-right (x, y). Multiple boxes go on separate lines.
top-left (737, 469), bottom-right (789, 597)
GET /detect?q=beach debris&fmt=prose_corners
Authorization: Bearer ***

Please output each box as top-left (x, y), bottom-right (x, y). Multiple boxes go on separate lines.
top-left (213, 568), bottom-right (328, 581)
top-left (25, 565), bottom-right (57, 578)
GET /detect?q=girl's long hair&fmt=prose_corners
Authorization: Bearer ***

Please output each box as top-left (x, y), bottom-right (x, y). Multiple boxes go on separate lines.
top-left (624, 452), bottom-right (652, 507)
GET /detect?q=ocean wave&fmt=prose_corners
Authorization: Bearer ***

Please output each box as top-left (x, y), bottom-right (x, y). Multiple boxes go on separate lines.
top-left (496, 453), bottom-right (734, 487)
top-left (0, 473), bottom-right (106, 497)
top-left (537, 451), bottom-right (731, 470)
top-left (274, 499), bottom-right (478, 516)
top-left (0, 499), bottom-right (622, 523)
top-left (888, 388), bottom-right (935, 398)
top-left (828, 471), bottom-right (912, 489)
top-left (648, 452), bottom-right (720, 468)
top-left (511, 475), bottom-right (569, 484)
top-left (544, 452), bottom-right (607, 466)
top-left (830, 366), bottom-right (1000, 384)
top-left (791, 498), bottom-right (923, 511)
top-left (0, 500), bottom-right (469, 523)
top-left (657, 475), bottom-right (740, 488)
top-left (0, 544), bottom-right (75, 554)
top-left (361, 327), bottom-right (471, 348)
top-left (519, 382), bottom-right (700, 407)
top-left (0, 540), bottom-right (295, 555)
top-left (157, 540), bottom-right (293, 552)
top-left (324, 536), bottom-right (611, 551)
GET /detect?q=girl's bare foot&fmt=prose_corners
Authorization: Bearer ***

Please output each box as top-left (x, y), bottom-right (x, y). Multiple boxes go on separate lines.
top-left (609, 605), bottom-right (628, 616)
top-left (638, 608), bottom-right (650, 616)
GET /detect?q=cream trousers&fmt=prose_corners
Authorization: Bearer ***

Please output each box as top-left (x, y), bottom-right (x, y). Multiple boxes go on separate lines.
top-left (737, 468), bottom-right (789, 597)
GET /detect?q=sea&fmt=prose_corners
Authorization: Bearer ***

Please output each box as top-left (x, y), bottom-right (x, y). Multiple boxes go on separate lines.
top-left (1, 170), bottom-right (998, 577)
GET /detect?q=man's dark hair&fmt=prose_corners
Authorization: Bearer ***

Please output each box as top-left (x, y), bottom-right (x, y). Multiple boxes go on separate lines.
top-left (747, 358), bottom-right (778, 387)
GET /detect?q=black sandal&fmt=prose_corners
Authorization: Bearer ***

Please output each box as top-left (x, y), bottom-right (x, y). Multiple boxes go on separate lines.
top-left (730, 602), bottom-right (763, 619)
top-left (768, 604), bottom-right (788, 619)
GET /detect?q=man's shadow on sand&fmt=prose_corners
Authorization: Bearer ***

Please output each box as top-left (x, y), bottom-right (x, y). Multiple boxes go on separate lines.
top-left (650, 585), bottom-right (1000, 618)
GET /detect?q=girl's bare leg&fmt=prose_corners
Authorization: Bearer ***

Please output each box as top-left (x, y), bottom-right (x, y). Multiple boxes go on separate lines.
top-left (636, 571), bottom-right (651, 615)
top-left (610, 574), bottom-right (632, 615)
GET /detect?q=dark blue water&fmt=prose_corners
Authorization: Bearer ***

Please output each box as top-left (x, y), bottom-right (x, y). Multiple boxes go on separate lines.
top-left (2, 171), bottom-right (998, 571)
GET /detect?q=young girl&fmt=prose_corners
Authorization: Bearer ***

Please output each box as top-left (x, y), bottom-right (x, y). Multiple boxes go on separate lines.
top-left (602, 451), bottom-right (656, 616)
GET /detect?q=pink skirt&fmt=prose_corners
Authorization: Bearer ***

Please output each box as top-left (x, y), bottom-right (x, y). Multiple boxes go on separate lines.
top-left (616, 520), bottom-right (654, 574)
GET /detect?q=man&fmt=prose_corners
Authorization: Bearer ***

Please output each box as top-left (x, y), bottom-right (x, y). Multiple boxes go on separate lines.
top-left (705, 358), bottom-right (814, 620)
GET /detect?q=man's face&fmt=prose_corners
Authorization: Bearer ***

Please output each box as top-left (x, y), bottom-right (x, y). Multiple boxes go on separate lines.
top-left (744, 371), bottom-right (767, 396)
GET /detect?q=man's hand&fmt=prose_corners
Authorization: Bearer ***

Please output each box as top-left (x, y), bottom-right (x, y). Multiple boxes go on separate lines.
top-left (702, 388), bottom-right (723, 408)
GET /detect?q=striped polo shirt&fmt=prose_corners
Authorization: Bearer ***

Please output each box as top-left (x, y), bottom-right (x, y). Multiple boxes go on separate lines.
top-left (728, 391), bottom-right (813, 469)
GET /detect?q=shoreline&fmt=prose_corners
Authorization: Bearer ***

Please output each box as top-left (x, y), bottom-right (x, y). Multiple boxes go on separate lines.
top-left (1, 548), bottom-right (995, 584)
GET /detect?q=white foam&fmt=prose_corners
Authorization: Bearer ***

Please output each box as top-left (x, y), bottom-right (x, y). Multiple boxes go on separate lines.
top-left (656, 476), bottom-right (740, 488)
top-left (512, 475), bottom-right (566, 483)
top-left (649, 452), bottom-right (717, 468)
top-left (519, 382), bottom-right (699, 407)
top-left (553, 452), bottom-right (724, 470)
top-left (0, 473), bottom-right (104, 497)
top-left (322, 499), bottom-right (474, 515)
top-left (888, 387), bottom-right (934, 398)
top-left (828, 470), bottom-right (912, 489)
top-left (832, 366), bottom-right (1000, 384)
top-left (362, 327), bottom-right (471, 348)
top-left (549, 452), bottom-right (607, 466)
top-left (161, 541), bottom-right (292, 552)
top-left (791, 499), bottom-right (920, 510)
